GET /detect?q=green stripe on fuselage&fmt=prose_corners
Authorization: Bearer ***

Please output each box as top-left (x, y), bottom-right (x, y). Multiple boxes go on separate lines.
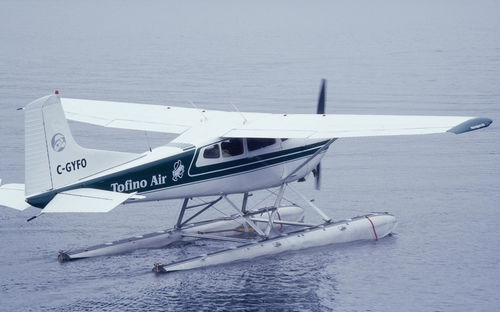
top-left (26, 140), bottom-right (329, 208)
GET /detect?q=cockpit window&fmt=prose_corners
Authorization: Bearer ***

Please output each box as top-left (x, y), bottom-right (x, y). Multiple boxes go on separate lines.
top-left (247, 138), bottom-right (276, 151)
top-left (203, 144), bottom-right (220, 159)
top-left (221, 138), bottom-right (244, 157)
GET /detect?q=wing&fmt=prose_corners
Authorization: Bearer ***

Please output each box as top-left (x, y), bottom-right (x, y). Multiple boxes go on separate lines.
top-left (61, 98), bottom-right (492, 139)
top-left (222, 114), bottom-right (493, 139)
top-left (61, 98), bottom-right (208, 134)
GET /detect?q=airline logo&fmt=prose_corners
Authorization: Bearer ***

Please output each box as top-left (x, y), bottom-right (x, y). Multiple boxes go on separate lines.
top-left (172, 160), bottom-right (185, 182)
top-left (51, 133), bottom-right (66, 152)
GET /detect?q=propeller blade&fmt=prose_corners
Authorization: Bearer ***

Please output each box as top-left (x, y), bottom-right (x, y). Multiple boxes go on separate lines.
top-left (317, 79), bottom-right (326, 114)
top-left (315, 79), bottom-right (326, 190)
top-left (314, 163), bottom-right (321, 190)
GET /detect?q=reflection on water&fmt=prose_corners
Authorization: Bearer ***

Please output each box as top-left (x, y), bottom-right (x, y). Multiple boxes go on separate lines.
top-left (53, 246), bottom-right (339, 312)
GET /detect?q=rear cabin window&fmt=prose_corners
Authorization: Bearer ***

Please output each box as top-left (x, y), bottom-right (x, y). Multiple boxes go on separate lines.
top-left (247, 138), bottom-right (276, 151)
top-left (203, 144), bottom-right (220, 159)
top-left (221, 139), bottom-right (244, 157)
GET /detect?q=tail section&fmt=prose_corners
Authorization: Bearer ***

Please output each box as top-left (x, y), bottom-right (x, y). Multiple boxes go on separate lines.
top-left (24, 94), bottom-right (138, 197)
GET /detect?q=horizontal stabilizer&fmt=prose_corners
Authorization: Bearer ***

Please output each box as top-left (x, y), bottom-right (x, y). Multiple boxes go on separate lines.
top-left (0, 183), bottom-right (31, 211)
top-left (42, 188), bottom-right (145, 214)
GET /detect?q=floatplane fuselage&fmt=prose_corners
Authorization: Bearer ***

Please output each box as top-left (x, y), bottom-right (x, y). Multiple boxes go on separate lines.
top-left (27, 137), bottom-right (328, 208)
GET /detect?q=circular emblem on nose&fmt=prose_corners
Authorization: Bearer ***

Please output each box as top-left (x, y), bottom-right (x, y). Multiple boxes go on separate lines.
top-left (51, 133), bottom-right (66, 152)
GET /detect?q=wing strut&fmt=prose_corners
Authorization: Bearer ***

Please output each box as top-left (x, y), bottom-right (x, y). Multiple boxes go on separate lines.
top-left (283, 138), bottom-right (337, 183)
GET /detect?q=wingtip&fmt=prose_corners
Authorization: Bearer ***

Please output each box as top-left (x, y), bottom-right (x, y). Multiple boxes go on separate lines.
top-left (447, 117), bottom-right (493, 134)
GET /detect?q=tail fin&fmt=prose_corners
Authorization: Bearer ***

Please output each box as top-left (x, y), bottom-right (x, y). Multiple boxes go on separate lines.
top-left (24, 94), bottom-right (138, 197)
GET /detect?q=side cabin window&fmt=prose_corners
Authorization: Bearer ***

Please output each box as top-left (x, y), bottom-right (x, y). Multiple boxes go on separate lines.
top-left (247, 138), bottom-right (276, 152)
top-left (221, 138), bottom-right (244, 157)
top-left (196, 139), bottom-right (246, 167)
top-left (203, 144), bottom-right (220, 159)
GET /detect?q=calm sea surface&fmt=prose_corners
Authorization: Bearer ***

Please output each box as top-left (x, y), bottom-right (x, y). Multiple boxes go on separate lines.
top-left (1, 0), bottom-right (499, 311)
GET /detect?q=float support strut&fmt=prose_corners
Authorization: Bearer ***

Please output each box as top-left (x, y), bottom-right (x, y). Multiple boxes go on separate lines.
top-left (175, 198), bottom-right (190, 229)
top-left (288, 184), bottom-right (332, 223)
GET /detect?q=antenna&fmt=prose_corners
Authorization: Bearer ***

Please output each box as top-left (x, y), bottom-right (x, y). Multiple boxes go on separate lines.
top-left (231, 102), bottom-right (247, 124)
top-left (190, 101), bottom-right (208, 122)
top-left (144, 132), bottom-right (152, 152)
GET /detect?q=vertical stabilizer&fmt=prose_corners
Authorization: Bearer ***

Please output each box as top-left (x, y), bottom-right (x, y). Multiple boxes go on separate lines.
top-left (24, 94), bottom-right (138, 197)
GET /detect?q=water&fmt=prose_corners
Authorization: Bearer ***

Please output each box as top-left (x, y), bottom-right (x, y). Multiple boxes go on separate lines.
top-left (1, 0), bottom-right (499, 311)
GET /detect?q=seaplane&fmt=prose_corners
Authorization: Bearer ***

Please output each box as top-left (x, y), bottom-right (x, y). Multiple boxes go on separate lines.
top-left (0, 80), bottom-right (492, 273)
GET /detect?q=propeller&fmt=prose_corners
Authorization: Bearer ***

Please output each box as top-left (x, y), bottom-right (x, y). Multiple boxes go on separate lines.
top-left (314, 79), bottom-right (326, 190)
